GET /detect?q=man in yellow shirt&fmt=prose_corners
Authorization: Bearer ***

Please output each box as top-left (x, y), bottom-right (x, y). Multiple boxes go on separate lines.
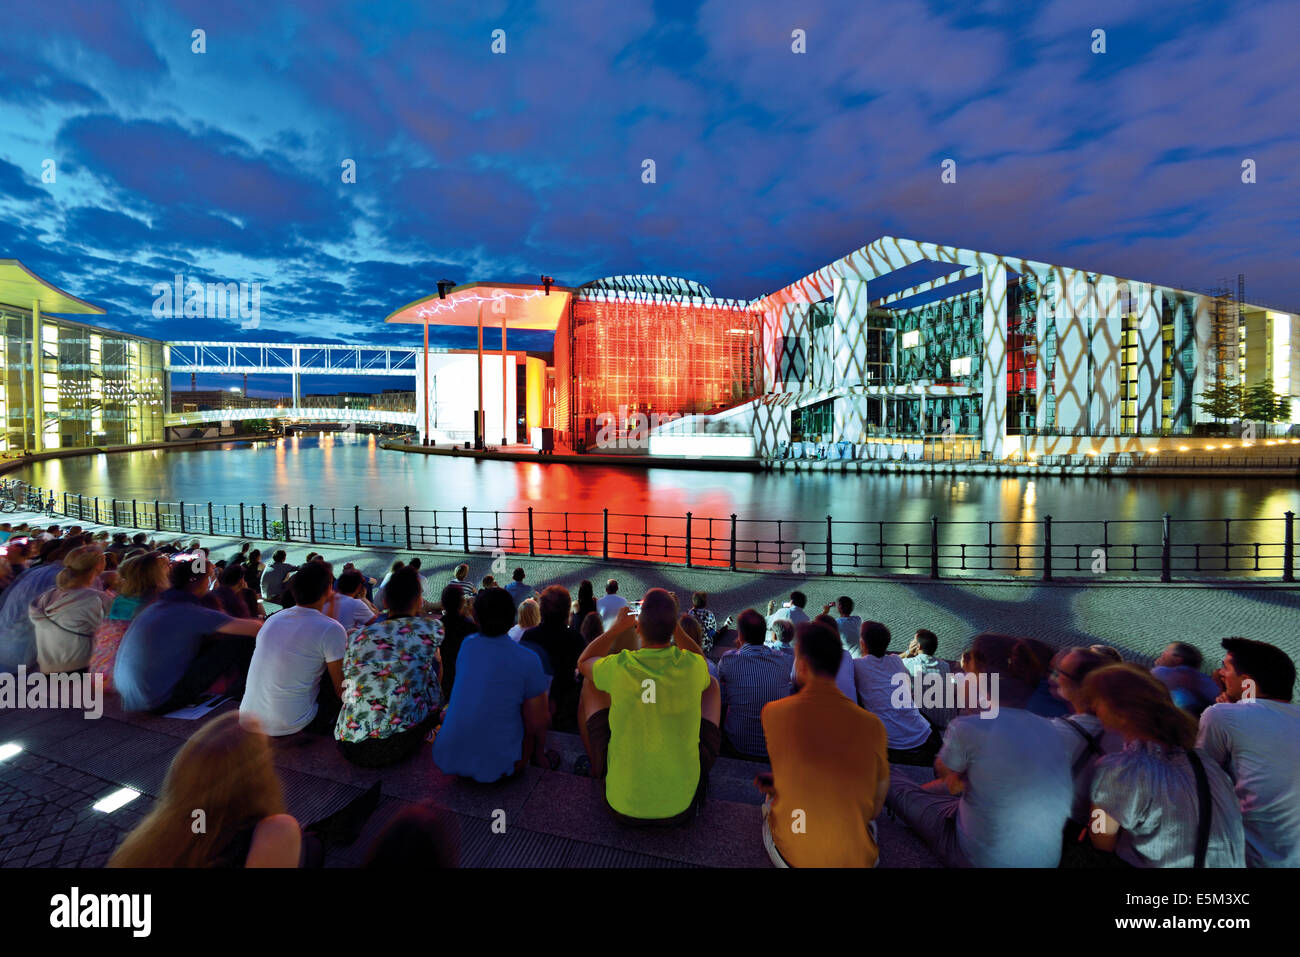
top-left (758, 620), bottom-right (890, 867)
top-left (577, 588), bottom-right (720, 824)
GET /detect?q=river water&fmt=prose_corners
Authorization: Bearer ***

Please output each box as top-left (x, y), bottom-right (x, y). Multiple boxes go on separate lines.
top-left (16, 433), bottom-right (1297, 525)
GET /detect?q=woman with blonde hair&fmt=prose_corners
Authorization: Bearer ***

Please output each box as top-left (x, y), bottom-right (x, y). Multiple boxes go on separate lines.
top-left (1083, 664), bottom-right (1244, 867)
top-left (29, 544), bottom-right (112, 673)
top-left (89, 551), bottom-right (169, 690)
top-left (110, 712), bottom-right (301, 868)
top-left (508, 597), bottom-right (541, 641)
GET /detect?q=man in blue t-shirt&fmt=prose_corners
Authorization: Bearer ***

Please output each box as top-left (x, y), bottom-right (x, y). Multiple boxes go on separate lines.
top-left (432, 587), bottom-right (550, 782)
top-left (114, 561), bottom-right (262, 713)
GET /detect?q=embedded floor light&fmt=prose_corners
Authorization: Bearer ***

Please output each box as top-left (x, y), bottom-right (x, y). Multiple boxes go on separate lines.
top-left (0, 743), bottom-right (22, 762)
top-left (92, 787), bottom-right (141, 813)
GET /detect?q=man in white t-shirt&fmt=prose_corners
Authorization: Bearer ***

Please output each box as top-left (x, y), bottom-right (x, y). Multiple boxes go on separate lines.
top-left (326, 568), bottom-right (377, 631)
top-left (240, 562), bottom-right (347, 737)
top-left (1197, 637), bottom-right (1300, 868)
top-left (595, 579), bottom-right (629, 630)
top-left (853, 621), bottom-right (941, 764)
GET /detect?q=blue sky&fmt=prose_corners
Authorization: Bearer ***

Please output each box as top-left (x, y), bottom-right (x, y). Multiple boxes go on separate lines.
top-left (1, 0), bottom-right (1297, 394)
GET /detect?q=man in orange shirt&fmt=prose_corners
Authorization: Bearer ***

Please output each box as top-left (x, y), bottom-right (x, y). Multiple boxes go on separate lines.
top-left (757, 620), bottom-right (889, 867)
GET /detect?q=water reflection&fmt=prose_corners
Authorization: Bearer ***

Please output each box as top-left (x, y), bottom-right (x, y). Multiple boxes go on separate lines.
top-left (15, 433), bottom-right (1299, 529)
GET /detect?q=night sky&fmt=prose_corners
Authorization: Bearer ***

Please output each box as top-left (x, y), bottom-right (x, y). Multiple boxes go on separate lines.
top-left (1, 0), bottom-right (1297, 396)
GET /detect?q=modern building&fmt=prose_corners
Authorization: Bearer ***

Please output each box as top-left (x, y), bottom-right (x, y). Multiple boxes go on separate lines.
top-left (1, 260), bottom-right (167, 454)
top-left (387, 236), bottom-right (1300, 460)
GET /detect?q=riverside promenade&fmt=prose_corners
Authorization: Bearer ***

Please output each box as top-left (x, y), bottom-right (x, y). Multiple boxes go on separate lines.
top-left (2, 509), bottom-right (1297, 870)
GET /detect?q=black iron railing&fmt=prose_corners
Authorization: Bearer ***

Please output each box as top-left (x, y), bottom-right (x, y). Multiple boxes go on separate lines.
top-left (4, 480), bottom-right (1296, 584)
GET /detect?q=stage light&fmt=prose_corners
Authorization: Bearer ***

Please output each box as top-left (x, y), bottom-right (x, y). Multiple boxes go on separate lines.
top-left (436, 279), bottom-right (456, 300)
top-left (541, 275), bottom-right (554, 295)
top-left (0, 743), bottom-right (22, 762)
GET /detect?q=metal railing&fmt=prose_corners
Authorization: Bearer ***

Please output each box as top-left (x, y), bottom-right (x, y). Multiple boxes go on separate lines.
top-left (5, 480), bottom-right (1296, 583)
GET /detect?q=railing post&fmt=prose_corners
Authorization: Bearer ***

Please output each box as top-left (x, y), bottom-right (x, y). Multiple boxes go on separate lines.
top-left (404, 506), bottom-right (412, 550)
top-left (826, 515), bottom-right (833, 576)
top-left (208, 502), bottom-right (214, 535)
top-left (462, 506), bottom-right (470, 554)
top-left (179, 501), bottom-right (186, 534)
top-left (94, 497), bottom-right (99, 524)
top-left (63, 491), bottom-right (69, 515)
top-left (131, 499), bottom-right (138, 529)
top-left (729, 513), bottom-right (738, 571)
top-left (154, 500), bottom-right (160, 532)
top-left (602, 508), bottom-right (609, 560)
top-left (1284, 511), bottom-right (1295, 583)
top-left (262, 503), bottom-right (268, 539)
top-left (309, 504), bottom-right (316, 544)
top-left (239, 503), bottom-right (245, 538)
top-left (685, 512), bottom-right (692, 567)
top-left (282, 504), bottom-right (291, 543)
top-left (528, 506), bottom-right (535, 557)
top-left (930, 515), bottom-right (940, 579)
top-left (111, 498), bottom-right (118, 526)
top-left (354, 505), bottom-right (361, 547)
top-left (1042, 515), bottom-right (1053, 582)
top-left (1162, 513), bottom-right (1172, 583)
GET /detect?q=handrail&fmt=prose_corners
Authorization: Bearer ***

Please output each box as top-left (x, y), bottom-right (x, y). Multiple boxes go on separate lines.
top-left (3, 479), bottom-right (1295, 584)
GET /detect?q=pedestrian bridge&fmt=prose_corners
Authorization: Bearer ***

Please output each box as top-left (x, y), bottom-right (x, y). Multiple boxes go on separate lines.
top-left (165, 406), bottom-right (417, 427)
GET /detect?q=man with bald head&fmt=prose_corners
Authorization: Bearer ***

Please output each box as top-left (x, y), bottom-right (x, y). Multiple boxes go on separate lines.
top-left (577, 587), bottom-right (721, 825)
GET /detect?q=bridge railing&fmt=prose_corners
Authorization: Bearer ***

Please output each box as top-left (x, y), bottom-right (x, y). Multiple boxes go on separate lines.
top-left (11, 481), bottom-right (1298, 583)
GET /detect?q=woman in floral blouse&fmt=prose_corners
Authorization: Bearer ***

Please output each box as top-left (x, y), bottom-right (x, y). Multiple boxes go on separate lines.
top-left (334, 567), bottom-right (444, 767)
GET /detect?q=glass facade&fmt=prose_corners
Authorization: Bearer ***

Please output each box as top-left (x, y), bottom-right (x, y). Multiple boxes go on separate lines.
top-left (0, 307), bottom-right (166, 453)
top-left (568, 295), bottom-right (760, 446)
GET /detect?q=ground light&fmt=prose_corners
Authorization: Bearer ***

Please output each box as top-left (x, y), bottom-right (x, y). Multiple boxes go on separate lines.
top-left (0, 743), bottom-right (22, 761)
top-left (92, 787), bottom-right (141, 813)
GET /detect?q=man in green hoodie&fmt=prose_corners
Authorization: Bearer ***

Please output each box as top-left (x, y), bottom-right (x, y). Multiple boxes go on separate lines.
top-left (577, 587), bottom-right (720, 825)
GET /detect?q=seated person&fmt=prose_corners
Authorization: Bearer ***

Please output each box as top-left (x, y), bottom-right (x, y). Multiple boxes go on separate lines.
top-left (768, 618), bottom-right (796, 666)
top-left (109, 713), bottom-right (302, 867)
top-left (717, 609), bottom-right (791, 760)
top-left (432, 587), bottom-right (550, 782)
top-left (687, 591), bottom-right (718, 653)
top-left (239, 562), bottom-right (347, 736)
top-left (577, 588), bottom-right (720, 825)
top-left (1048, 647), bottom-right (1125, 831)
top-left (335, 567), bottom-right (445, 767)
top-left (1015, 637), bottom-right (1071, 719)
top-left (437, 584), bottom-right (476, 701)
top-left (326, 568), bottom-right (377, 631)
top-left (886, 634), bottom-right (1073, 867)
top-left (1086, 665), bottom-right (1244, 867)
top-left (1197, 637), bottom-right (1300, 868)
top-left (758, 622), bottom-right (889, 867)
top-left (900, 629), bottom-right (951, 677)
top-left (1152, 641), bottom-right (1221, 716)
top-left (853, 620), bottom-right (942, 765)
top-left (519, 585), bottom-right (586, 733)
top-left (823, 595), bottom-right (861, 659)
top-left (30, 544), bottom-right (112, 674)
top-left (114, 560), bottom-right (261, 714)
top-left (795, 616), bottom-right (857, 700)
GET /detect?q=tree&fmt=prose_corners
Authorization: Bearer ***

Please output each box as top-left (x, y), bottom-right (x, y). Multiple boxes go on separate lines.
top-left (1242, 383), bottom-right (1293, 424)
top-left (1195, 381), bottom-right (1242, 424)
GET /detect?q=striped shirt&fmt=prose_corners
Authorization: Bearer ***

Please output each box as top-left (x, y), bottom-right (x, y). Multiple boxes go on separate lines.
top-left (1091, 740), bottom-right (1245, 868)
top-left (717, 643), bottom-right (791, 757)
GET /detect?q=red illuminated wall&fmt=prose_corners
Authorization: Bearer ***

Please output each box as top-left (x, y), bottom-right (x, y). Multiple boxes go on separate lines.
top-left (566, 297), bottom-right (759, 446)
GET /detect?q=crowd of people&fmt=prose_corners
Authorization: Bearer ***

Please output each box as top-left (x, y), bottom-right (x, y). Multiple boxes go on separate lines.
top-left (1, 521), bottom-right (1296, 870)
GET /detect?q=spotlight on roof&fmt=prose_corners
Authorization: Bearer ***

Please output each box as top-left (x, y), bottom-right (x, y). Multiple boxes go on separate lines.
top-left (540, 275), bottom-right (554, 295)
top-left (436, 279), bottom-right (456, 300)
